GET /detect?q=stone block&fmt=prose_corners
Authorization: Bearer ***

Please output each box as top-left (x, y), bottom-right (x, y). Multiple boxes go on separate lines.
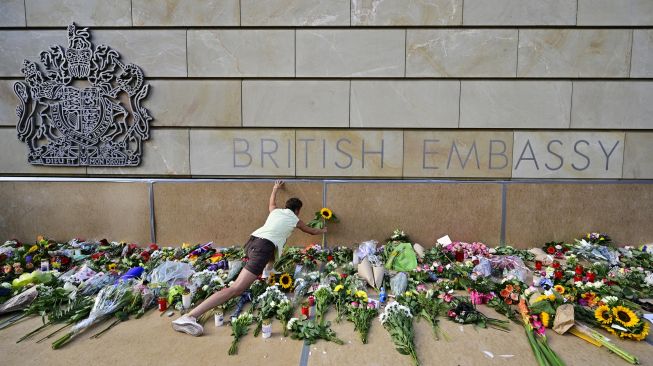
top-left (0, 0), bottom-right (26, 27)
top-left (243, 80), bottom-right (349, 128)
top-left (351, 0), bottom-right (462, 26)
top-left (404, 131), bottom-right (513, 178)
top-left (406, 29), bottom-right (517, 77)
top-left (188, 30), bottom-right (294, 77)
top-left (623, 133), bottom-right (653, 179)
top-left (132, 0), bottom-right (239, 26)
top-left (631, 30), bottom-right (653, 78)
top-left (87, 129), bottom-right (190, 176)
top-left (350, 80), bottom-right (459, 128)
top-left (25, 0), bottom-right (131, 26)
top-left (578, 0), bottom-right (653, 25)
top-left (518, 29), bottom-right (632, 77)
top-left (463, 0), bottom-right (576, 25)
top-left (512, 131), bottom-right (625, 178)
top-left (296, 130), bottom-right (403, 177)
top-left (241, 0), bottom-right (349, 26)
top-left (571, 82), bottom-right (653, 129)
top-left (190, 129), bottom-right (295, 176)
top-left (148, 80), bottom-right (241, 127)
top-left (460, 81), bottom-right (571, 128)
top-left (0, 80), bottom-right (19, 126)
top-left (296, 29), bottom-right (405, 77)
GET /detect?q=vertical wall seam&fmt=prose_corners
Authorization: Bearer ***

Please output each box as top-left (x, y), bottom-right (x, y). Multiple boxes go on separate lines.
top-left (294, 29), bottom-right (297, 77)
top-left (348, 80), bottom-right (351, 128)
top-left (23, 0), bottom-right (27, 27)
top-left (457, 80), bottom-right (462, 128)
top-left (349, 0), bottom-right (352, 26)
top-left (461, 0), bottom-right (464, 25)
top-left (515, 29), bottom-right (520, 77)
top-left (628, 29), bottom-right (634, 78)
top-left (185, 29), bottom-right (189, 77)
top-left (403, 28), bottom-right (407, 77)
top-left (149, 181), bottom-right (156, 244)
top-left (187, 128), bottom-right (192, 175)
top-left (500, 182), bottom-right (507, 245)
top-left (569, 81), bottom-right (574, 129)
top-left (239, 0), bottom-right (242, 25)
top-left (130, 0), bottom-right (133, 27)
top-left (575, 0), bottom-right (579, 26)
top-left (240, 79), bottom-right (244, 127)
top-left (621, 132), bottom-right (628, 179)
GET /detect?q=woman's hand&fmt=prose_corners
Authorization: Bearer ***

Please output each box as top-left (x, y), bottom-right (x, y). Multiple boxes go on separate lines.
top-left (273, 180), bottom-right (284, 190)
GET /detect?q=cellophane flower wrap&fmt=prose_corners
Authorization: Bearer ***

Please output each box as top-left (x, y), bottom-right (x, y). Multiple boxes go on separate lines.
top-left (379, 302), bottom-right (419, 366)
top-left (52, 281), bottom-right (134, 349)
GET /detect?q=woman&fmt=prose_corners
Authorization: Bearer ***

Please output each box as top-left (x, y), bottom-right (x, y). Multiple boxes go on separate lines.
top-left (172, 180), bottom-right (326, 336)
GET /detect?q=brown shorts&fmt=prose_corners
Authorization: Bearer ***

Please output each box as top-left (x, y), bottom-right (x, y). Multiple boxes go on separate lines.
top-left (243, 236), bottom-right (276, 276)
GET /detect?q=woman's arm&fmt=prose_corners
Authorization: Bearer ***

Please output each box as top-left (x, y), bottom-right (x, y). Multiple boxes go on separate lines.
top-left (296, 220), bottom-right (327, 235)
top-left (269, 180), bottom-right (283, 212)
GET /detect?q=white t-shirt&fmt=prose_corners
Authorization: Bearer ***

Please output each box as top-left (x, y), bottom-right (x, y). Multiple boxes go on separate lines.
top-left (251, 208), bottom-right (299, 258)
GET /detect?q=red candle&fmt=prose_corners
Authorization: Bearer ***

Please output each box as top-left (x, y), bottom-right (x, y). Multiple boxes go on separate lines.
top-left (157, 297), bottom-right (168, 312)
top-left (535, 261), bottom-right (543, 271)
top-left (455, 250), bottom-right (465, 262)
top-left (301, 305), bottom-right (309, 317)
top-left (575, 265), bottom-right (584, 275)
top-left (586, 272), bottom-right (596, 282)
top-left (308, 295), bottom-right (315, 307)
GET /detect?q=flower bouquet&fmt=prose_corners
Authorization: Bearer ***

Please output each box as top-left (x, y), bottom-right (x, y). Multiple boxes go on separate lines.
top-left (287, 318), bottom-right (343, 345)
top-left (276, 298), bottom-right (293, 336)
top-left (228, 312), bottom-right (253, 355)
top-left (52, 282), bottom-right (134, 349)
top-left (313, 284), bottom-right (333, 326)
top-left (517, 298), bottom-right (565, 366)
top-left (379, 302), bottom-right (419, 366)
top-left (416, 288), bottom-right (448, 340)
top-left (446, 296), bottom-right (510, 331)
top-left (347, 300), bottom-right (377, 344)
top-left (253, 286), bottom-right (287, 336)
top-left (592, 300), bottom-right (650, 341)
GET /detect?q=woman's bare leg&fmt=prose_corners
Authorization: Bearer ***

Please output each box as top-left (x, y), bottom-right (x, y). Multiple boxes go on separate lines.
top-left (187, 267), bottom-right (258, 319)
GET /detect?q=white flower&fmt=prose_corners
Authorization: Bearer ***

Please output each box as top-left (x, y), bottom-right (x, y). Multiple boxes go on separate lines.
top-left (574, 281), bottom-right (583, 287)
top-left (269, 301), bottom-right (276, 307)
top-left (287, 317), bottom-right (298, 330)
top-left (555, 245), bottom-right (562, 250)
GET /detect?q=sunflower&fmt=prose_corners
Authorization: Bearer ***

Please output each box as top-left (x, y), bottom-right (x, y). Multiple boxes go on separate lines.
top-left (595, 305), bottom-right (612, 325)
top-left (602, 325), bottom-right (617, 335)
top-left (540, 312), bottom-right (551, 328)
top-left (631, 322), bottom-right (650, 341)
top-left (279, 273), bottom-right (293, 290)
top-left (553, 285), bottom-right (565, 294)
top-left (613, 306), bottom-right (639, 328)
top-left (320, 208), bottom-right (333, 220)
top-left (267, 273), bottom-right (277, 286)
top-left (107, 263), bottom-right (117, 271)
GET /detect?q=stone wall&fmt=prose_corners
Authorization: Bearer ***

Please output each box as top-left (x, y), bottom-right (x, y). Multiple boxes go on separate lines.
top-left (0, 1), bottom-right (652, 246)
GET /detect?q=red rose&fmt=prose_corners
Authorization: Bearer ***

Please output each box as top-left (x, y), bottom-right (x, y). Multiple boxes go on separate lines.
top-left (340, 273), bottom-right (348, 279)
top-left (327, 255), bottom-right (334, 262)
top-left (574, 275), bottom-right (582, 282)
top-left (91, 252), bottom-right (104, 260)
top-left (60, 256), bottom-right (71, 265)
top-left (554, 270), bottom-right (563, 280)
top-left (552, 261), bottom-right (560, 269)
top-left (149, 243), bottom-right (159, 251)
top-left (128, 243), bottom-right (138, 252)
top-left (140, 251), bottom-right (151, 262)
top-left (546, 247), bottom-right (556, 254)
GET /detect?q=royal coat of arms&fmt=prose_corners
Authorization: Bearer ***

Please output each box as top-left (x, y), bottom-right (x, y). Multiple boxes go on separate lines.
top-left (13, 23), bottom-right (152, 166)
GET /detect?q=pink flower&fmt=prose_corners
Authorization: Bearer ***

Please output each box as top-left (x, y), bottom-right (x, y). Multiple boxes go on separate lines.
top-left (416, 284), bottom-right (428, 292)
top-left (367, 302), bottom-right (375, 309)
top-left (442, 293), bottom-right (453, 303)
top-left (448, 310), bottom-right (457, 318)
top-left (437, 266), bottom-right (444, 273)
top-left (351, 301), bottom-right (359, 308)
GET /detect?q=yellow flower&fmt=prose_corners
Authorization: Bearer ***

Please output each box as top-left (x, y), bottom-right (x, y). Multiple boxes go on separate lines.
top-left (613, 306), bottom-right (639, 328)
top-left (279, 273), bottom-right (293, 290)
top-left (320, 208), bottom-right (333, 220)
top-left (404, 291), bottom-right (413, 297)
top-left (548, 294), bottom-right (556, 301)
top-left (631, 322), bottom-right (650, 341)
top-left (533, 294), bottom-right (548, 303)
top-left (267, 273), bottom-right (277, 286)
top-left (182, 242), bottom-right (191, 249)
top-left (107, 263), bottom-right (117, 271)
top-left (355, 290), bottom-right (368, 301)
top-left (595, 305), bottom-right (612, 325)
top-left (540, 312), bottom-right (550, 328)
top-left (553, 285), bottom-right (565, 294)
top-left (28, 245), bottom-right (39, 254)
top-left (334, 285), bottom-right (344, 292)
top-left (602, 325), bottom-right (617, 335)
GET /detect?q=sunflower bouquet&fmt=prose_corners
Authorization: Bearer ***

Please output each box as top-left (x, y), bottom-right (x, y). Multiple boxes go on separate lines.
top-left (307, 208), bottom-right (339, 246)
top-left (593, 300), bottom-right (649, 341)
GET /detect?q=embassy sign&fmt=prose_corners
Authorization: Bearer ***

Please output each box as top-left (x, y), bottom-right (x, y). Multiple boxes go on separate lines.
top-left (190, 129), bottom-right (625, 178)
top-left (14, 24), bottom-right (152, 167)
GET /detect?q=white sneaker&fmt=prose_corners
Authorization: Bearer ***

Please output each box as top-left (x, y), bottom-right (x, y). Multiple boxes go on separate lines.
top-left (172, 315), bottom-right (203, 336)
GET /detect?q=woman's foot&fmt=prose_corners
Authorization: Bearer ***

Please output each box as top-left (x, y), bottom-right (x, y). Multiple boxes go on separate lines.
top-left (172, 315), bottom-right (203, 336)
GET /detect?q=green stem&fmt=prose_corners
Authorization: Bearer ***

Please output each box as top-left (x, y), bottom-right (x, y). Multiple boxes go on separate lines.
top-left (17, 321), bottom-right (53, 343)
top-left (36, 323), bottom-right (71, 343)
top-left (89, 319), bottom-right (121, 339)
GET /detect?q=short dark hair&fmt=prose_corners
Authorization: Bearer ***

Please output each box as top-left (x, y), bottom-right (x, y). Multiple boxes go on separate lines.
top-left (285, 197), bottom-right (303, 212)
